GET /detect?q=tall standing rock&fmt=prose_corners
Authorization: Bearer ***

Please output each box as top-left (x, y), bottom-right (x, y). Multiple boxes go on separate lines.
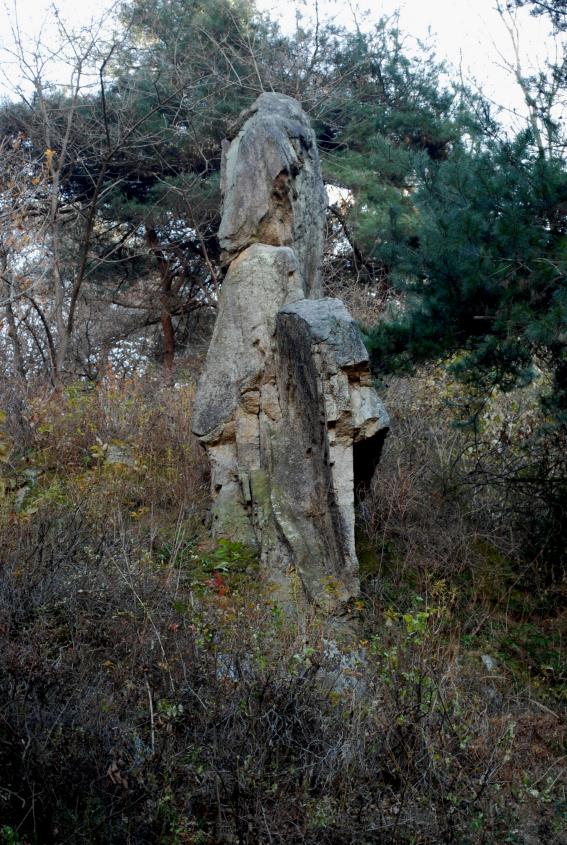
top-left (193, 93), bottom-right (388, 613)
top-left (218, 92), bottom-right (327, 296)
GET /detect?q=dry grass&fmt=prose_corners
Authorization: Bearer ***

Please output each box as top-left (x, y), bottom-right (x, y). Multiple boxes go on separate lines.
top-left (0, 373), bottom-right (565, 845)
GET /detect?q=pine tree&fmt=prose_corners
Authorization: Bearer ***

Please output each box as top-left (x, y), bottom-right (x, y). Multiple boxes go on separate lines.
top-left (365, 132), bottom-right (567, 420)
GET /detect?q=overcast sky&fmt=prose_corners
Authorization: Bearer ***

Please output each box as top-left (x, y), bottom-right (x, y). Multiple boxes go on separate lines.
top-left (258, 0), bottom-right (557, 128)
top-left (0, 0), bottom-right (559, 129)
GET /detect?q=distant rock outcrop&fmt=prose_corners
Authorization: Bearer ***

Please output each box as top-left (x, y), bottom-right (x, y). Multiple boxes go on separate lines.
top-left (193, 93), bottom-right (388, 613)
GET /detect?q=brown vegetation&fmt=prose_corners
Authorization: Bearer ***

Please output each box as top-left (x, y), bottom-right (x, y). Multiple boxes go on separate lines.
top-left (0, 373), bottom-right (565, 845)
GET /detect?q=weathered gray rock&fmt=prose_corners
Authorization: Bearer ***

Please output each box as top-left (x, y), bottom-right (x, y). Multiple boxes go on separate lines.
top-left (192, 244), bottom-right (303, 440)
top-left (218, 92), bottom-right (327, 297)
top-left (192, 243), bottom-right (304, 547)
top-left (274, 298), bottom-right (389, 605)
top-left (193, 93), bottom-right (388, 614)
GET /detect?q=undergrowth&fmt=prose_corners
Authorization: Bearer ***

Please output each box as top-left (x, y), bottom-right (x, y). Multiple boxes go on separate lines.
top-left (0, 374), bottom-right (565, 844)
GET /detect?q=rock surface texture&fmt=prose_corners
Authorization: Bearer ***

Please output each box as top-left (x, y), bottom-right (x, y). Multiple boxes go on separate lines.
top-left (193, 93), bottom-right (388, 613)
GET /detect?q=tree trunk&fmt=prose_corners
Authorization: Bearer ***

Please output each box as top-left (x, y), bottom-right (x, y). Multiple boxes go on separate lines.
top-left (146, 226), bottom-right (176, 386)
top-left (160, 291), bottom-right (175, 386)
top-left (1, 257), bottom-right (26, 380)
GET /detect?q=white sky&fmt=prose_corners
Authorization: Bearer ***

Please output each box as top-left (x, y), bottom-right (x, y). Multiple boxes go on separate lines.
top-left (258, 0), bottom-right (559, 129)
top-left (0, 0), bottom-right (561, 131)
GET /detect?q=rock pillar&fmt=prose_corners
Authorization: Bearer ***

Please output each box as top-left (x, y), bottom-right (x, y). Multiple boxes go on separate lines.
top-left (192, 93), bottom-right (388, 613)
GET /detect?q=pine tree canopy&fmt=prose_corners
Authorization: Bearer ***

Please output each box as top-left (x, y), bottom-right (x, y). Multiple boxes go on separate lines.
top-left (364, 130), bottom-right (567, 426)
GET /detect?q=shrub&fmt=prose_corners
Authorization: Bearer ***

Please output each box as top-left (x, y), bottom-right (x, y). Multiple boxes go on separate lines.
top-left (0, 373), bottom-right (564, 844)
top-left (0, 504), bottom-right (565, 843)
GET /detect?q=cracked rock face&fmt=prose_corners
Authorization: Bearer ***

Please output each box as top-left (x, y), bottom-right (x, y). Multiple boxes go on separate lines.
top-left (218, 92), bottom-right (327, 297)
top-left (193, 93), bottom-right (388, 613)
